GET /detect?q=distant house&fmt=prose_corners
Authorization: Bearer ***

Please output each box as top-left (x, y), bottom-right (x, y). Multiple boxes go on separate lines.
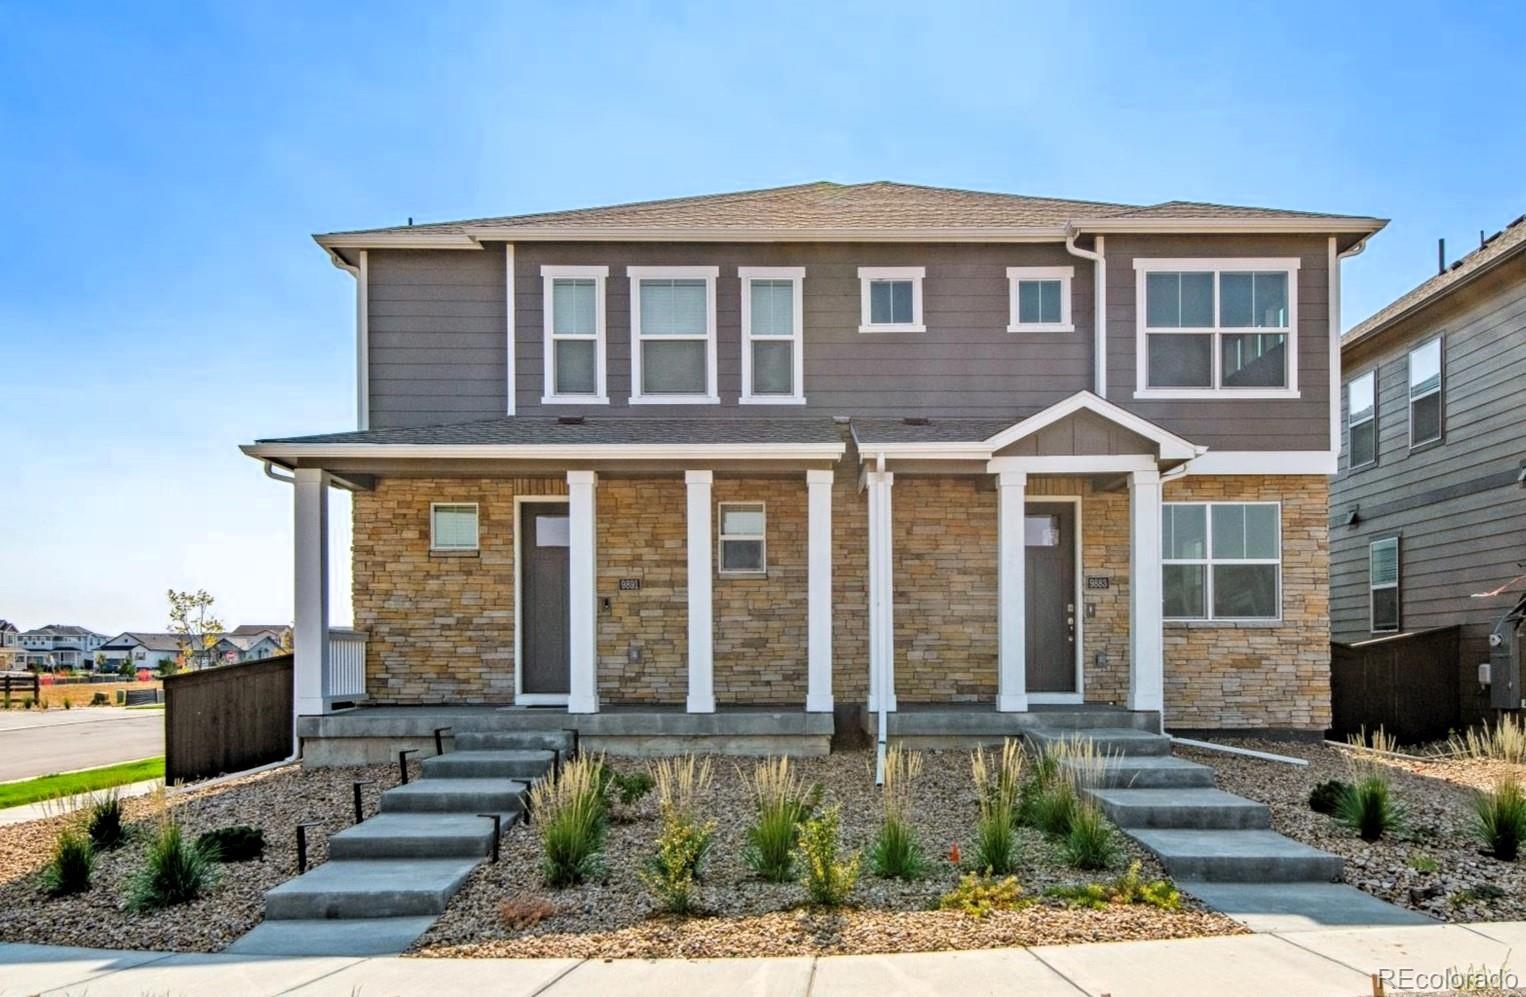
top-left (227, 632), bottom-right (286, 660)
top-left (98, 632), bottom-right (184, 672)
top-left (0, 621), bottom-right (21, 671)
top-left (19, 624), bottom-right (108, 670)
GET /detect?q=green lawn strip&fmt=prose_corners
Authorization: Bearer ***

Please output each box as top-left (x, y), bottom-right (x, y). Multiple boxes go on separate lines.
top-left (0, 756), bottom-right (165, 809)
top-left (124, 703), bottom-right (165, 711)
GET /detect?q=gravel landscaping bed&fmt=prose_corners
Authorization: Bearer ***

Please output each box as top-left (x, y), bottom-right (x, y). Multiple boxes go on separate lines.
top-left (415, 748), bottom-right (1241, 959)
top-left (0, 762), bottom-right (400, 952)
top-left (1176, 739), bottom-right (1526, 923)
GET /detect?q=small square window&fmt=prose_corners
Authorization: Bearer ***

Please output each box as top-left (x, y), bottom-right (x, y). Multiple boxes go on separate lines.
top-left (1007, 267), bottom-right (1075, 332)
top-left (718, 502), bottom-right (766, 575)
top-left (858, 267), bottom-right (925, 332)
top-left (431, 503), bottom-right (479, 551)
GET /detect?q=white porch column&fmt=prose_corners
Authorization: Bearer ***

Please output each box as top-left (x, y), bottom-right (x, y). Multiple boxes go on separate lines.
top-left (996, 469), bottom-right (1029, 712)
top-left (806, 469), bottom-right (834, 712)
top-left (567, 470), bottom-right (599, 714)
top-left (1128, 468), bottom-right (1165, 713)
top-left (292, 468), bottom-right (330, 718)
top-left (685, 470), bottom-right (715, 713)
top-left (866, 470), bottom-right (896, 712)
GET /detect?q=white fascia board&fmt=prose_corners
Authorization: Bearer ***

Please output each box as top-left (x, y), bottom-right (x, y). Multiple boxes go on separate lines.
top-left (1184, 451), bottom-right (1338, 475)
top-left (1073, 217), bottom-right (1386, 236)
top-left (856, 442), bottom-right (994, 462)
top-left (314, 233), bottom-right (482, 251)
top-left (982, 390), bottom-right (1201, 461)
top-left (241, 442), bottom-right (847, 462)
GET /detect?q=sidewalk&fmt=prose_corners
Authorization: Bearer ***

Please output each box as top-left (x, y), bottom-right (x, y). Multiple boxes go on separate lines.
top-left (1, 921), bottom-right (1521, 996)
top-left (0, 778), bottom-right (161, 826)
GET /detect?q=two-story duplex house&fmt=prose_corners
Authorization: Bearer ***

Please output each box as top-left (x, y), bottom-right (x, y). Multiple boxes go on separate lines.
top-left (19, 624), bottom-right (108, 671)
top-left (1333, 215), bottom-right (1526, 724)
top-left (242, 182), bottom-right (1385, 759)
top-left (0, 620), bottom-right (21, 671)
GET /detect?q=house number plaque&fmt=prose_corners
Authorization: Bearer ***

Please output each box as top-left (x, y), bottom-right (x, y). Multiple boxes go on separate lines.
top-left (618, 578), bottom-right (642, 591)
top-left (1085, 576), bottom-right (1110, 590)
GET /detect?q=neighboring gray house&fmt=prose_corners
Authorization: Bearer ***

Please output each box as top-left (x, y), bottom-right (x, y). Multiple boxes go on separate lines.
top-left (242, 181), bottom-right (1386, 756)
top-left (0, 620), bottom-right (20, 671)
top-left (19, 624), bottom-right (108, 670)
top-left (98, 632), bottom-right (184, 671)
top-left (1332, 214), bottom-right (1526, 722)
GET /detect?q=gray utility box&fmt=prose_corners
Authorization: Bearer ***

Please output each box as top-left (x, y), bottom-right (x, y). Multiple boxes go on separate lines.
top-left (1490, 625), bottom-right (1524, 710)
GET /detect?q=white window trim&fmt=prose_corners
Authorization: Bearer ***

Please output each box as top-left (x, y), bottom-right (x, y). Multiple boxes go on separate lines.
top-left (1006, 265), bottom-right (1075, 332)
top-left (1407, 334), bottom-right (1444, 449)
top-left (739, 266), bottom-right (806, 405)
top-left (627, 265), bottom-right (720, 404)
top-left (1346, 369), bottom-right (1377, 470)
top-left (717, 500), bottom-right (767, 576)
top-left (430, 502), bottom-right (480, 552)
top-left (540, 265), bottom-right (609, 405)
top-left (1133, 257), bottom-right (1300, 399)
top-left (1162, 500), bottom-right (1283, 623)
top-left (1369, 536), bottom-right (1400, 634)
top-left (858, 266), bottom-right (926, 333)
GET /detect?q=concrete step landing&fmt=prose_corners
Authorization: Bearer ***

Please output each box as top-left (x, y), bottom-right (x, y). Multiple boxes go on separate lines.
top-left (379, 777), bottom-right (526, 814)
top-left (421, 748), bottom-right (554, 780)
top-left (1088, 787), bottom-right (1272, 830)
top-left (226, 915), bottom-right (439, 956)
top-left (1129, 828), bottom-right (1344, 883)
top-left (263, 858), bottom-right (480, 920)
top-left (1087, 755), bottom-right (1217, 789)
top-left (453, 730), bottom-right (575, 753)
top-left (328, 811), bottom-right (518, 860)
top-left (1025, 727), bottom-right (1173, 758)
top-left (1178, 881), bottom-right (1437, 933)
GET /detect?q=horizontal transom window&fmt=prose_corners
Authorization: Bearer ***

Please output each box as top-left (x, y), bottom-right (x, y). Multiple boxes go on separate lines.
top-left (1135, 259), bottom-right (1299, 396)
top-left (1163, 502), bottom-right (1281, 621)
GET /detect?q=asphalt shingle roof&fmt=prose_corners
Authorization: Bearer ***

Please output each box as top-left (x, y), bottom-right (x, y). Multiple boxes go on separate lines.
top-left (260, 417), bottom-right (845, 447)
top-left (1345, 214), bottom-right (1526, 347)
top-left (319, 181), bottom-right (1381, 239)
top-left (851, 418), bottom-right (1027, 445)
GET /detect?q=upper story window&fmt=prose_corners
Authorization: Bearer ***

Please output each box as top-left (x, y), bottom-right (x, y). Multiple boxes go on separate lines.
top-left (1134, 258), bottom-right (1299, 399)
top-left (739, 267), bottom-right (805, 404)
top-left (628, 266), bottom-right (719, 404)
top-left (541, 266), bottom-right (608, 404)
top-left (1163, 502), bottom-right (1281, 622)
top-left (1006, 266), bottom-right (1074, 332)
top-left (1408, 335), bottom-right (1443, 448)
top-left (858, 266), bottom-right (925, 333)
top-left (1346, 370), bottom-right (1377, 470)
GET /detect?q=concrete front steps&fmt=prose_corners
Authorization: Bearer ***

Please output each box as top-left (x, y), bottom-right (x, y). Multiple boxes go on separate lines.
top-left (228, 730), bottom-right (570, 958)
top-left (1037, 728), bottom-right (1432, 931)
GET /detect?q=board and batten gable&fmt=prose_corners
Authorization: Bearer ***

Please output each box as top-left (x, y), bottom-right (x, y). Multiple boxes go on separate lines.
top-left (1329, 253), bottom-right (1526, 665)
top-left (362, 236), bottom-right (1338, 456)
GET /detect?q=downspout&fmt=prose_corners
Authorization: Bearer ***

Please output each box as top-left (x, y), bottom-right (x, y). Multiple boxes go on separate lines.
top-left (259, 460), bottom-right (303, 762)
top-left (1065, 226), bottom-right (1106, 397)
top-left (873, 451), bottom-right (889, 786)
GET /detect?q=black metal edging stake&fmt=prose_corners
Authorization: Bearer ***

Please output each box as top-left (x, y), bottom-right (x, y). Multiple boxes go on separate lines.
top-left (351, 780), bottom-right (374, 824)
top-left (295, 821), bottom-right (323, 873)
top-left (477, 813), bottom-right (502, 863)
top-left (561, 727), bottom-right (580, 759)
top-left (433, 726), bottom-right (453, 756)
top-left (398, 748), bottom-right (419, 785)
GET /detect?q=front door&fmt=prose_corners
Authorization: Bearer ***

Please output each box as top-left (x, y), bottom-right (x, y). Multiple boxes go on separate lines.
top-left (1025, 502), bottom-right (1077, 694)
top-left (520, 502), bottom-right (571, 697)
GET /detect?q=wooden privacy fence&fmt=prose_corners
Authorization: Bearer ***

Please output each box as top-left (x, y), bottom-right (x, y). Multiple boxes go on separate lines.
top-left (164, 655), bottom-right (292, 784)
top-left (1330, 626), bottom-right (1461, 745)
top-left (2, 672), bottom-right (39, 707)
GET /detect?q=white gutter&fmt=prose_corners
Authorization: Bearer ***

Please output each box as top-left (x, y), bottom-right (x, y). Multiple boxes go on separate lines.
top-left (242, 441), bottom-right (847, 463)
top-left (1064, 228), bottom-right (1106, 398)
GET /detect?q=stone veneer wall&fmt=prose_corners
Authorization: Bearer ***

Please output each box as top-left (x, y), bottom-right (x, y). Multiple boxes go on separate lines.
top-left (594, 479), bottom-right (687, 703)
top-left (1159, 474), bottom-right (1331, 731)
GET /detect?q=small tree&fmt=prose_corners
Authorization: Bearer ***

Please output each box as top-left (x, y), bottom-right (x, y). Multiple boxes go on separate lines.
top-left (167, 589), bottom-right (225, 672)
top-left (278, 625), bottom-right (294, 655)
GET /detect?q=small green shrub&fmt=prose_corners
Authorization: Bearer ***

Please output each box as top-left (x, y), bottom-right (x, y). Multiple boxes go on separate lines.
top-left (1308, 779), bottom-right (1351, 815)
top-left (744, 757), bottom-right (820, 882)
top-left (1020, 738), bottom-right (1100, 837)
top-left (969, 741), bottom-right (1022, 875)
top-left (1047, 860), bottom-right (1181, 911)
top-left (869, 746), bottom-right (928, 880)
top-left (1026, 780), bottom-right (1080, 837)
top-left (196, 825), bottom-right (266, 862)
top-left (1061, 803), bottom-right (1120, 871)
top-left (648, 755), bottom-right (713, 880)
top-left (43, 828), bottom-right (95, 897)
top-left (90, 692), bottom-right (110, 706)
top-left (639, 809), bottom-right (715, 915)
top-left (129, 821), bottom-right (217, 911)
top-left (531, 754), bottom-right (608, 888)
top-left (796, 805), bottom-right (858, 907)
top-left (1408, 852), bottom-right (1440, 874)
top-left (604, 769), bottom-right (655, 806)
top-left (86, 790), bottom-right (126, 851)
top-left (1450, 883), bottom-right (1507, 906)
top-left (1474, 777), bottom-right (1526, 862)
top-left (1336, 775), bottom-right (1401, 842)
top-left (938, 874), bottom-right (1028, 917)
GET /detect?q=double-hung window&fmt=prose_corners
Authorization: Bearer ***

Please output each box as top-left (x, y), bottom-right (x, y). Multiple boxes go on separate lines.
top-left (1408, 336), bottom-right (1443, 447)
top-left (739, 267), bottom-right (805, 403)
top-left (718, 502), bottom-right (766, 575)
top-left (541, 265), bottom-right (608, 404)
top-left (858, 266), bottom-right (925, 333)
top-left (1163, 502), bottom-right (1281, 621)
top-left (628, 266), bottom-right (718, 403)
top-left (1006, 266), bottom-right (1074, 332)
top-left (430, 503), bottom-right (480, 552)
top-left (1346, 370), bottom-right (1377, 469)
top-left (1136, 259), bottom-right (1298, 397)
top-left (1369, 537), bottom-right (1400, 633)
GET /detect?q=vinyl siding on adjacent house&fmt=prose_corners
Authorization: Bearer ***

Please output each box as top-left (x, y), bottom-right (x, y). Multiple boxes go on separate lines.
top-left (364, 236), bottom-right (1334, 454)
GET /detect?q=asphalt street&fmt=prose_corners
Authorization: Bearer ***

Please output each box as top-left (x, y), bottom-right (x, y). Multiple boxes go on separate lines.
top-left (0, 707), bottom-right (164, 782)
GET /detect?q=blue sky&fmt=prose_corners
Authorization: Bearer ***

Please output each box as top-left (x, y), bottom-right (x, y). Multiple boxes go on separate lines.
top-left (2, 1), bottom-right (1522, 634)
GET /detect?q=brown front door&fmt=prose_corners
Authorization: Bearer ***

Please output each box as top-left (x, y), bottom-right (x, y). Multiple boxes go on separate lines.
top-left (1025, 502), bottom-right (1077, 694)
top-left (520, 502), bottom-right (571, 696)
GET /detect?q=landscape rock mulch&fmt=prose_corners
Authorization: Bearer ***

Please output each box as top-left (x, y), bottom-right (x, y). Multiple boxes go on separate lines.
top-left (0, 762), bottom-right (401, 952)
top-left (1175, 739), bottom-right (1526, 924)
top-left (415, 748), bottom-right (1241, 960)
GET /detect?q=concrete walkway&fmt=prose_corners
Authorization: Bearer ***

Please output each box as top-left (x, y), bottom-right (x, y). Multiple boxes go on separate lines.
top-left (0, 778), bottom-right (162, 826)
top-left (2, 921), bottom-right (1523, 996)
